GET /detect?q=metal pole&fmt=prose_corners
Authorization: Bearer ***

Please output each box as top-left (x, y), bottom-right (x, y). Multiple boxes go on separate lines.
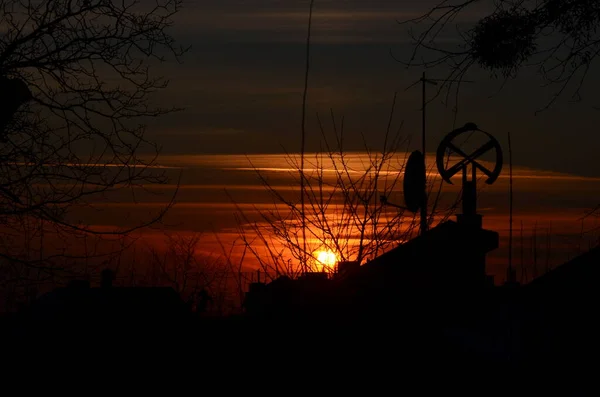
top-left (300, 0), bottom-right (315, 273)
top-left (420, 72), bottom-right (428, 235)
top-left (508, 131), bottom-right (514, 282)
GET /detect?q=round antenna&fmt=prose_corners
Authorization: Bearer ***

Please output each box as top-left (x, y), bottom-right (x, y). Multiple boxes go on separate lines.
top-left (436, 123), bottom-right (503, 185)
top-left (403, 150), bottom-right (425, 213)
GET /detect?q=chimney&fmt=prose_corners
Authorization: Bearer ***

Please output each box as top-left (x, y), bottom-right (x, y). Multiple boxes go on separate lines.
top-left (101, 269), bottom-right (114, 289)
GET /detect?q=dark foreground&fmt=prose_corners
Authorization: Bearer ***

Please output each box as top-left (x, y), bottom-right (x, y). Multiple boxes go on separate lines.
top-left (2, 285), bottom-right (597, 376)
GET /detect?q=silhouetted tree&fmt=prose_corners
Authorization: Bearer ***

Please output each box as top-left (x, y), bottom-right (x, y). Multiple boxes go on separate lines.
top-left (401, 0), bottom-right (600, 110)
top-left (146, 233), bottom-right (236, 314)
top-left (0, 0), bottom-right (186, 305)
top-left (228, 1), bottom-right (459, 283)
top-left (230, 106), bottom-right (459, 279)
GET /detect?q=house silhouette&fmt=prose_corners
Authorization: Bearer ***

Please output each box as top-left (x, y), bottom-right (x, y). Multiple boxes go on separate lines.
top-left (244, 215), bottom-right (499, 317)
top-left (7, 217), bottom-right (599, 368)
top-left (520, 245), bottom-right (600, 366)
top-left (12, 269), bottom-right (190, 344)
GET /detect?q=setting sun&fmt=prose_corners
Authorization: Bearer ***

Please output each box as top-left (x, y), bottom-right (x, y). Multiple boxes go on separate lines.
top-left (315, 249), bottom-right (339, 269)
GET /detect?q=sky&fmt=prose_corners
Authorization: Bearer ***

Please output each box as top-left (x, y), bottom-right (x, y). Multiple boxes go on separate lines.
top-left (147, 0), bottom-right (600, 177)
top-left (58, 151), bottom-right (600, 285)
top-left (6, 0), bottom-right (599, 291)
top-left (95, 0), bottom-right (600, 284)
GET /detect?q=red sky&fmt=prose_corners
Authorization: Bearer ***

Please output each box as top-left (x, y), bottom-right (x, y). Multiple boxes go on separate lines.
top-left (7, 1), bottom-right (600, 291)
top-left (56, 151), bottom-right (600, 285)
top-left (129, 0), bottom-right (599, 284)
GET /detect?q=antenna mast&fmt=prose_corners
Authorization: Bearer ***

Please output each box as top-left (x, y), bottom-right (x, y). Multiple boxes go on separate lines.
top-left (299, 0), bottom-right (315, 273)
top-left (404, 73), bottom-right (473, 235)
top-left (421, 72), bottom-right (428, 235)
top-left (508, 131), bottom-right (515, 283)
top-left (419, 72), bottom-right (438, 235)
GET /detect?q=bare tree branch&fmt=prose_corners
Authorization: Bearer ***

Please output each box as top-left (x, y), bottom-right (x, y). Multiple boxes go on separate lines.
top-left (0, 0), bottom-right (187, 306)
top-left (399, 0), bottom-right (600, 110)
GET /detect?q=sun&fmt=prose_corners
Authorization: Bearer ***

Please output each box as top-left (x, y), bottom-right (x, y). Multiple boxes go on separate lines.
top-left (315, 249), bottom-right (339, 269)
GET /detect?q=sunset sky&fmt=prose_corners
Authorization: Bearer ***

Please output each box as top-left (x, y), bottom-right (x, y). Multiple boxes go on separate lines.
top-left (147, 0), bottom-right (600, 176)
top-left (63, 0), bottom-right (600, 285)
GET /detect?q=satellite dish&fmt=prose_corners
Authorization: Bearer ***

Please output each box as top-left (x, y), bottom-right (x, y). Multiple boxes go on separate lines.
top-left (403, 150), bottom-right (425, 213)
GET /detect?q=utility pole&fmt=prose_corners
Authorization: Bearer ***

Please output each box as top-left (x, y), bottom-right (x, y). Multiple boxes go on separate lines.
top-left (419, 72), bottom-right (437, 235)
top-left (406, 72), bottom-right (473, 235)
top-left (508, 131), bottom-right (515, 283)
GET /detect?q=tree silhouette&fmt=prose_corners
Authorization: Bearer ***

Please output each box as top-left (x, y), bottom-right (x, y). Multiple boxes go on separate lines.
top-left (400, 0), bottom-right (600, 110)
top-left (230, 105), bottom-right (459, 279)
top-left (0, 0), bottom-right (186, 295)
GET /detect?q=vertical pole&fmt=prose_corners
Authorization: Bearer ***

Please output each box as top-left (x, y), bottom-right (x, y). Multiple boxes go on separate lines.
top-left (546, 222), bottom-right (552, 274)
top-left (533, 222), bottom-right (538, 279)
top-left (300, 0), bottom-right (315, 273)
top-left (508, 131), bottom-right (514, 283)
top-left (462, 166), bottom-right (468, 215)
top-left (520, 220), bottom-right (525, 283)
top-left (420, 72), bottom-right (428, 235)
top-left (462, 169), bottom-right (475, 216)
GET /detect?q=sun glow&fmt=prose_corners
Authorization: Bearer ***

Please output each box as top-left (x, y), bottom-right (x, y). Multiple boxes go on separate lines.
top-left (315, 249), bottom-right (339, 269)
